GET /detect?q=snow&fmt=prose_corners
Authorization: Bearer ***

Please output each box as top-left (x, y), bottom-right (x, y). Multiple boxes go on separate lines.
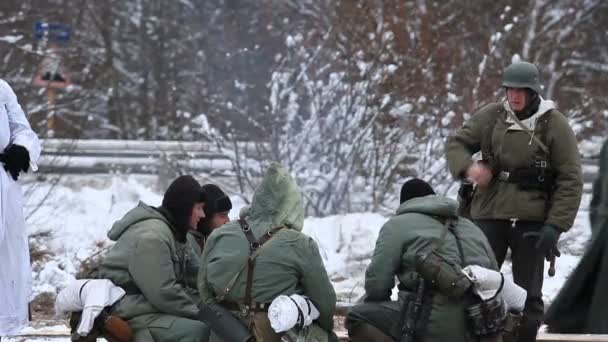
top-left (4, 156), bottom-right (594, 339)
top-left (23, 174), bottom-right (592, 307)
top-left (0, 35), bottom-right (23, 43)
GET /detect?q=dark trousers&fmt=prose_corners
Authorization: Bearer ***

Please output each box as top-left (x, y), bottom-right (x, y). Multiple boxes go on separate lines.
top-left (474, 219), bottom-right (545, 342)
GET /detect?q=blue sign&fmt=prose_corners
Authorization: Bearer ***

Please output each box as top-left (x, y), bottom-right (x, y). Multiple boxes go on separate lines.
top-left (35, 21), bottom-right (71, 42)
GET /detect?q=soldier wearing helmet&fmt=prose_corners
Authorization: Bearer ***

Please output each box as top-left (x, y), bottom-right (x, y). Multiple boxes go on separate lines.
top-left (446, 61), bottom-right (583, 342)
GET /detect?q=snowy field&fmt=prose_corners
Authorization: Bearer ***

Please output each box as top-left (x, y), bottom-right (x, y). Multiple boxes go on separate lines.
top-left (6, 173), bottom-right (593, 340)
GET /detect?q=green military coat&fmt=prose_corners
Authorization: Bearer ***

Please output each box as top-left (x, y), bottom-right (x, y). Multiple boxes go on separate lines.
top-left (198, 163), bottom-right (336, 341)
top-left (446, 99), bottom-right (583, 231)
top-left (98, 202), bottom-right (207, 342)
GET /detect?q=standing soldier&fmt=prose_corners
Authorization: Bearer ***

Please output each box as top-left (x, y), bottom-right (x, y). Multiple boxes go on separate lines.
top-left (0, 79), bottom-right (41, 339)
top-left (446, 61), bottom-right (583, 342)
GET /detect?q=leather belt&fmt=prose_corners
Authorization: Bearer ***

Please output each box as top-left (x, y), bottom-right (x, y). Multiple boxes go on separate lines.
top-left (498, 171), bottom-right (510, 182)
top-left (220, 301), bottom-right (269, 313)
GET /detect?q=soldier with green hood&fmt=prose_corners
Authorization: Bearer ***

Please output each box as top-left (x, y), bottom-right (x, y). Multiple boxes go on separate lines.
top-left (345, 179), bottom-right (499, 342)
top-left (446, 61), bottom-right (583, 342)
top-left (198, 162), bottom-right (337, 342)
top-left (97, 175), bottom-right (210, 342)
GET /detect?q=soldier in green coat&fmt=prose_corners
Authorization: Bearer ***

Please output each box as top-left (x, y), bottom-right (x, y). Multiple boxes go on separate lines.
top-left (198, 162), bottom-right (337, 342)
top-left (187, 183), bottom-right (232, 256)
top-left (446, 61), bottom-right (583, 342)
top-left (98, 175), bottom-right (210, 342)
top-left (346, 179), bottom-right (498, 342)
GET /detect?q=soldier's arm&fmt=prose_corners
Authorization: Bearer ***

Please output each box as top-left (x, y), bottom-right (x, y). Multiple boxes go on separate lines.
top-left (364, 221), bottom-right (402, 301)
top-left (2, 80), bottom-right (41, 170)
top-left (128, 233), bottom-right (199, 319)
top-left (197, 235), bottom-right (215, 304)
top-left (445, 104), bottom-right (497, 178)
top-left (546, 112), bottom-right (583, 231)
top-left (299, 237), bottom-right (336, 331)
top-left (590, 140), bottom-right (608, 228)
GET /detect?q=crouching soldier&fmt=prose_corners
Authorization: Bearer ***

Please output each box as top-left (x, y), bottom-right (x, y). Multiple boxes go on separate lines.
top-left (346, 179), bottom-right (501, 342)
top-left (188, 184), bottom-right (233, 256)
top-left (98, 175), bottom-right (210, 342)
top-left (198, 162), bottom-right (338, 342)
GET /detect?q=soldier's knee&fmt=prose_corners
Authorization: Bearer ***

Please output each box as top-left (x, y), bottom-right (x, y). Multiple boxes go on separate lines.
top-left (347, 322), bottom-right (394, 342)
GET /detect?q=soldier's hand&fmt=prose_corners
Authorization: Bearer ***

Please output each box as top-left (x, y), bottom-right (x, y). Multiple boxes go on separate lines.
top-left (547, 245), bottom-right (561, 261)
top-left (535, 224), bottom-right (561, 258)
top-left (0, 144), bottom-right (30, 181)
top-left (466, 162), bottom-right (493, 187)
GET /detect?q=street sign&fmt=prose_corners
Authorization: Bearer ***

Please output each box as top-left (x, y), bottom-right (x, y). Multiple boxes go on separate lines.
top-left (35, 21), bottom-right (71, 42)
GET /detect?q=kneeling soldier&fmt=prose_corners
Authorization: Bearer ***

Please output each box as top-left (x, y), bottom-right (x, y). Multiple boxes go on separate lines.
top-left (98, 175), bottom-right (209, 342)
top-left (198, 163), bottom-right (337, 342)
top-left (346, 179), bottom-right (500, 342)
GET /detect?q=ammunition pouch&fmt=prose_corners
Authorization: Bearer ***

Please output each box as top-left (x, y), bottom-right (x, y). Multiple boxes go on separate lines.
top-left (466, 296), bottom-right (508, 336)
top-left (498, 159), bottom-right (555, 193)
top-left (503, 311), bottom-right (522, 335)
top-left (415, 251), bottom-right (472, 299)
top-left (198, 303), bottom-right (254, 342)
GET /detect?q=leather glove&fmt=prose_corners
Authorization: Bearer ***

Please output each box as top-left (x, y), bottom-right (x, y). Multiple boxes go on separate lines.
top-left (535, 224), bottom-right (561, 261)
top-left (0, 144), bottom-right (30, 181)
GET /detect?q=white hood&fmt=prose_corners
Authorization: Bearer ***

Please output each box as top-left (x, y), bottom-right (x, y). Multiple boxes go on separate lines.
top-left (504, 97), bottom-right (555, 131)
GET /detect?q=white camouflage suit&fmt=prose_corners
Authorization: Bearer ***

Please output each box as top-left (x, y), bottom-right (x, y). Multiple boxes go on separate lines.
top-left (0, 79), bottom-right (40, 336)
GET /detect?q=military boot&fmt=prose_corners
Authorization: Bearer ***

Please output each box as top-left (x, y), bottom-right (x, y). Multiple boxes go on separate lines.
top-left (348, 323), bottom-right (394, 342)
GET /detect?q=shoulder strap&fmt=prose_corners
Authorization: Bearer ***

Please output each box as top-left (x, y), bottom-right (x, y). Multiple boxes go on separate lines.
top-left (239, 219), bottom-right (283, 308)
top-left (426, 215), bottom-right (465, 265)
top-left (504, 109), bottom-right (550, 155)
top-left (480, 105), bottom-right (502, 172)
top-left (428, 215), bottom-right (458, 254)
top-left (212, 219), bottom-right (284, 303)
top-left (537, 111), bottom-right (553, 157)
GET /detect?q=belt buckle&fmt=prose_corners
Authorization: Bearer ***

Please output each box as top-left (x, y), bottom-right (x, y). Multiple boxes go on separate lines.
top-left (240, 305), bottom-right (249, 317)
top-left (499, 171), bottom-right (510, 181)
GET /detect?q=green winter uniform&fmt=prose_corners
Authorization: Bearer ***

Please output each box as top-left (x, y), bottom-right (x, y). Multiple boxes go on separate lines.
top-left (346, 195), bottom-right (498, 342)
top-left (445, 98), bottom-right (583, 342)
top-left (446, 100), bottom-right (582, 230)
top-left (198, 163), bottom-right (337, 342)
top-left (187, 230), bottom-right (205, 256)
top-left (98, 202), bottom-right (208, 342)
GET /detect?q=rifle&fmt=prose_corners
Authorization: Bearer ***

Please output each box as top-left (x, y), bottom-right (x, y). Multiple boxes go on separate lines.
top-left (399, 279), bottom-right (426, 342)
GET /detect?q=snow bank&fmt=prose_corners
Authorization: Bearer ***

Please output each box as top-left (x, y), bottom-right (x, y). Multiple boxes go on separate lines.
top-left (23, 175), bottom-right (591, 307)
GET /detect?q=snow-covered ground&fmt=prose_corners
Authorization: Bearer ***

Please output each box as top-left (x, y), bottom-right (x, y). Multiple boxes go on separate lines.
top-left (6, 173), bottom-right (593, 339)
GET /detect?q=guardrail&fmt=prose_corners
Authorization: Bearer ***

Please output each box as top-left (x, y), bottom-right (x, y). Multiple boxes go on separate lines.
top-left (37, 139), bottom-right (257, 175)
top-left (37, 139), bottom-right (601, 187)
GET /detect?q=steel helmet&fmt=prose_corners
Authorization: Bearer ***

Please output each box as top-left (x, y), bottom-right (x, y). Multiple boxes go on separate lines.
top-left (502, 61), bottom-right (542, 94)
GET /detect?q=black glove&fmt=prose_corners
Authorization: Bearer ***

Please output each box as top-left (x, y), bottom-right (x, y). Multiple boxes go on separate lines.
top-left (535, 224), bottom-right (561, 260)
top-left (0, 144), bottom-right (30, 181)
